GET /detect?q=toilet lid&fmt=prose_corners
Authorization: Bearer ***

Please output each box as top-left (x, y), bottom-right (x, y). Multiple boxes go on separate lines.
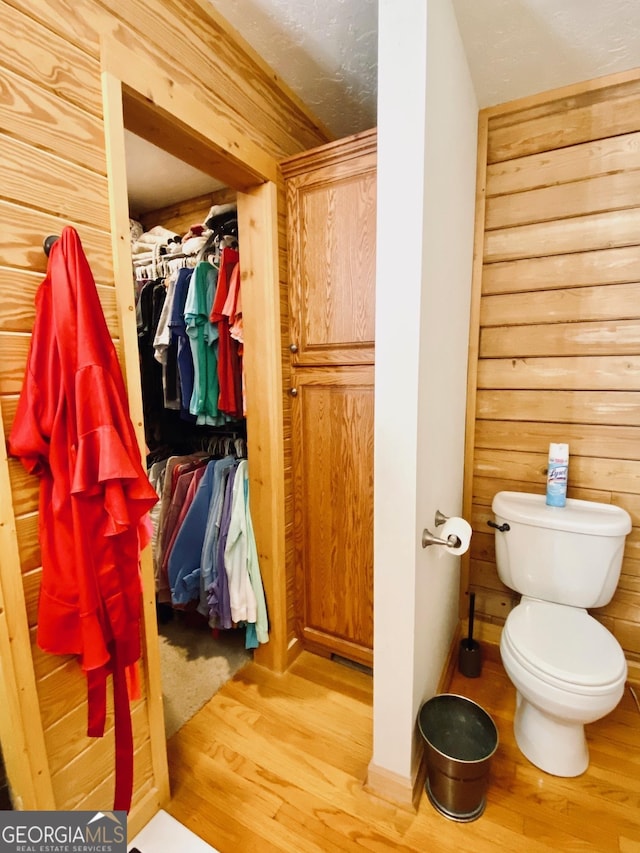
top-left (504, 600), bottom-right (627, 689)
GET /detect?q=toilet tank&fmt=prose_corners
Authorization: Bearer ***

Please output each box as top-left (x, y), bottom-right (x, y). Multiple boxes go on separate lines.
top-left (491, 491), bottom-right (631, 608)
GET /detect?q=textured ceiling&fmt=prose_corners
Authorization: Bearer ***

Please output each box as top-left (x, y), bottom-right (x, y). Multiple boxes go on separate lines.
top-left (127, 0), bottom-right (640, 216)
top-left (205, 0), bottom-right (378, 140)
top-left (452, 0), bottom-right (640, 108)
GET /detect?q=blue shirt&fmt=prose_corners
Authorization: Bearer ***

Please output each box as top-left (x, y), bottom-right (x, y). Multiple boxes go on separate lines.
top-left (168, 460), bottom-right (216, 605)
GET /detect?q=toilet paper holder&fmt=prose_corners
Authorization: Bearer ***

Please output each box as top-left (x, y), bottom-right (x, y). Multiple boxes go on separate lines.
top-left (422, 510), bottom-right (461, 549)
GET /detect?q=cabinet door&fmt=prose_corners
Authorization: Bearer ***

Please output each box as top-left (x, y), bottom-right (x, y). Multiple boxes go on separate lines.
top-left (291, 366), bottom-right (374, 666)
top-left (285, 133), bottom-right (376, 366)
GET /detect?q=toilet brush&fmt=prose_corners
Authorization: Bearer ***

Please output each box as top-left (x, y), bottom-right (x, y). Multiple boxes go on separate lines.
top-left (458, 592), bottom-right (482, 678)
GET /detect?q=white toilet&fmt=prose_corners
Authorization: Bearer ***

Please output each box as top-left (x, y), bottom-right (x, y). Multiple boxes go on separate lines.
top-left (491, 490), bottom-right (631, 777)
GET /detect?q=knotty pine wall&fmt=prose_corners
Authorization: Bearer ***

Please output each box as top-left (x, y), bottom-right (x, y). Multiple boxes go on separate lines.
top-left (0, 0), bottom-right (328, 818)
top-left (465, 69), bottom-right (640, 670)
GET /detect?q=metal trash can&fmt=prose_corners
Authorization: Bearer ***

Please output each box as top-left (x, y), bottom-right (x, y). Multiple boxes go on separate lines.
top-left (418, 693), bottom-right (498, 822)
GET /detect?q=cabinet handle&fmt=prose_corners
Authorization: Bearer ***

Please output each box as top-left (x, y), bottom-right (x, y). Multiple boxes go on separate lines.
top-left (289, 343), bottom-right (298, 353)
top-left (289, 388), bottom-right (298, 397)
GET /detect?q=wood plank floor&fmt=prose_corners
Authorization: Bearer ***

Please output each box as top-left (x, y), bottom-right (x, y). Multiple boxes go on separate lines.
top-left (165, 649), bottom-right (640, 852)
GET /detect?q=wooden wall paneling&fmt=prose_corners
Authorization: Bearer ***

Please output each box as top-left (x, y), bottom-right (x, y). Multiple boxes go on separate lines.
top-left (619, 556), bottom-right (640, 592)
top-left (464, 67), bottom-right (640, 663)
top-left (480, 282), bottom-right (640, 326)
top-left (0, 1), bottom-right (102, 114)
top-left (477, 354), bottom-right (640, 390)
top-left (0, 403), bottom-right (54, 809)
top-left (475, 421), bottom-right (640, 460)
top-left (484, 207), bottom-right (640, 263)
top-left (0, 268), bottom-right (118, 335)
top-left (0, 65), bottom-right (106, 172)
top-left (475, 389), bottom-right (640, 426)
top-left (487, 85), bottom-right (640, 163)
top-left (16, 513), bottom-right (39, 572)
top-left (480, 319), bottom-right (640, 358)
top-left (484, 70), bottom-right (640, 129)
top-left (22, 568), bottom-right (40, 626)
top-left (50, 702), bottom-right (150, 810)
top-left (485, 168), bottom-right (640, 230)
top-left (474, 448), bottom-right (640, 496)
top-left (77, 744), bottom-right (155, 812)
top-left (486, 131), bottom-right (640, 197)
top-left (481, 245), bottom-right (640, 295)
top-left (2, 201), bottom-right (113, 278)
top-left (0, 133), bottom-right (110, 228)
top-left (461, 112), bottom-right (491, 613)
top-left (0, 270), bottom-right (41, 333)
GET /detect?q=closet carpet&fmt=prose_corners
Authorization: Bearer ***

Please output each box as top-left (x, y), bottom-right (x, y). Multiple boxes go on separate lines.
top-left (158, 612), bottom-right (251, 738)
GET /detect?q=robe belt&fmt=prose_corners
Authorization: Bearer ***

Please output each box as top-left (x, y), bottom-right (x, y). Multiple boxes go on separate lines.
top-left (86, 642), bottom-right (134, 812)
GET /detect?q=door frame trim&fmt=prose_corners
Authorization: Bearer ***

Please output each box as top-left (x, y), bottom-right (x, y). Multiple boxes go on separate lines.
top-left (100, 35), bottom-right (287, 833)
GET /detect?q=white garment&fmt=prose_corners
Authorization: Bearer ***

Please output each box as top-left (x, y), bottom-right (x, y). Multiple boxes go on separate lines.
top-left (224, 461), bottom-right (257, 624)
top-left (223, 461), bottom-right (268, 642)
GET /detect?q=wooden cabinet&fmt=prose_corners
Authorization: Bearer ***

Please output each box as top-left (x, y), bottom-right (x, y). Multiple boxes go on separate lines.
top-left (282, 129), bottom-right (376, 667)
top-left (285, 130), bottom-right (376, 367)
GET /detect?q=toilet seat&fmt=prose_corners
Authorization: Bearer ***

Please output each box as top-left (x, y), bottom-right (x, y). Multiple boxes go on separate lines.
top-left (503, 599), bottom-right (627, 695)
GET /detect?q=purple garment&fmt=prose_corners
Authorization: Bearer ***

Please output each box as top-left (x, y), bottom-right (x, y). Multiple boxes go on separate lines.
top-left (198, 455), bottom-right (237, 616)
top-left (169, 268), bottom-right (196, 422)
top-left (207, 465), bottom-right (236, 629)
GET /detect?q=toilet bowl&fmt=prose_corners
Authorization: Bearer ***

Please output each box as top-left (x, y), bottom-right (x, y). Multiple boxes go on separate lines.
top-left (500, 597), bottom-right (627, 776)
top-left (490, 491), bottom-right (631, 777)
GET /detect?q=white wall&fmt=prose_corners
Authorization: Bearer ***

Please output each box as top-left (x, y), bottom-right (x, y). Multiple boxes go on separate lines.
top-left (371, 0), bottom-right (478, 784)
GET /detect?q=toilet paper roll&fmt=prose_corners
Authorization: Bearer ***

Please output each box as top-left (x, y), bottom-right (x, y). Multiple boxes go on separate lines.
top-left (440, 517), bottom-right (472, 556)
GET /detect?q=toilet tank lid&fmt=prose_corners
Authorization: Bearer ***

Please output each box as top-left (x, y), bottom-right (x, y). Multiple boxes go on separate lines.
top-left (492, 491), bottom-right (631, 536)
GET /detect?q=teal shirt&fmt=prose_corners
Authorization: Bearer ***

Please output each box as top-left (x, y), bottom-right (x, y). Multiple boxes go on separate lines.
top-left (184, 261), bottom-right (226, 425)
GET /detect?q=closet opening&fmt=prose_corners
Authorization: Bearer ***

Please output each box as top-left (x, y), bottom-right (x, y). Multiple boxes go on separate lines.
top-left (101, 40), bottom-right (288, 810)
top-left (126, 130), bottom-right (253, 739)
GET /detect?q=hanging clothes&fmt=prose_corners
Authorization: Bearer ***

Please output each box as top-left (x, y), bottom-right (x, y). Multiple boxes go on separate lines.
top-left (168, 267), bottom-right (196, 423)
top-left (209, 246), bottom-right (243, 418)
top-left (152, 272), bottom-right (181, 412)
top-left (8, 226), bottom-right (158, 812)
top-left (198, 454), bottom-right (237, 618)
top-left (137, 278), bottom-right (167, 444)
top-left (225, 460), bottom-right (269, 646)
top-left (208, 463), bottom-right (237, 630)
top-left (154, 453), bottom-right (208, 601)
top-left (184, 260), bottom-right (224, 425)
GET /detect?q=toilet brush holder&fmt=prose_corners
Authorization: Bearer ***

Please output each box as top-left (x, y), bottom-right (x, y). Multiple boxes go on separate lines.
top-left (458, 592), bottom-right (482, 678)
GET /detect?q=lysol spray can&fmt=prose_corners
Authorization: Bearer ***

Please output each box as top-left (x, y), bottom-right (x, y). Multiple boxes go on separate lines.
top-left (546, 443), bottom-right (569, 507)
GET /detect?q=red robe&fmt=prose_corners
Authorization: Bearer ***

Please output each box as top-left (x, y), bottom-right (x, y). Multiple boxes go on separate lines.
top-left (8, 226), bottom-right (158, 811)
